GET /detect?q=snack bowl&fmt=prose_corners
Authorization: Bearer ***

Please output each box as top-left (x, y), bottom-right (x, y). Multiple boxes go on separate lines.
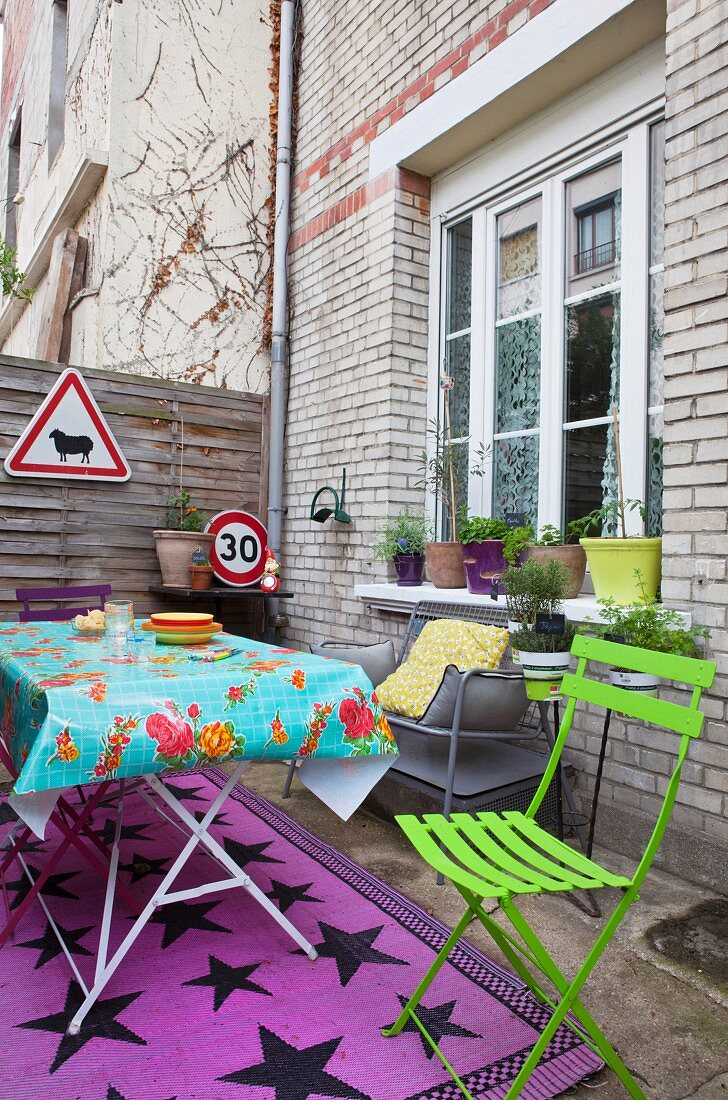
top-left (73, 611), bottom-right (106, 636)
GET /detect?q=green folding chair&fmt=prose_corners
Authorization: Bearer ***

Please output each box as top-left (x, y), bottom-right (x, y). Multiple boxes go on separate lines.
top-left (382, 634), bottom-right (715, 1099)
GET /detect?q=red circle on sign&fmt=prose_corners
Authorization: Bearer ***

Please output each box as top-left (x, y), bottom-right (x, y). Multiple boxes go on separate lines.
top-left (205, 511), bottom-right (268, 587)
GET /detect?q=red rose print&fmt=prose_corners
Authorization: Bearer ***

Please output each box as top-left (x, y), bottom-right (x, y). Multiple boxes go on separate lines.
top-left (338, 696), bottom-right (375, 740)
top-left (228, 686), bottom-right (243, 702)
top-left (145, 711), bottom-right (194, 758)
top-left (93, 763), bottom-right (107, 777)
top-left (187, 702), bottom-right (201, 719)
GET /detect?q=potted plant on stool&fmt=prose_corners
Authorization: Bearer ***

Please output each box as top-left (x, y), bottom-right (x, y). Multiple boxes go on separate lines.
top-left (189, 546), bottom-right (215, 591)
top-left (373, 512), bottom-right (432, 586)
top-left (505, 559), bottom-right (575, 691)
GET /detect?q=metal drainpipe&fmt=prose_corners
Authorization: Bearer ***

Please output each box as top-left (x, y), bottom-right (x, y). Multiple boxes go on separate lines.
top-left (267, 0), bottom-right (296, 626)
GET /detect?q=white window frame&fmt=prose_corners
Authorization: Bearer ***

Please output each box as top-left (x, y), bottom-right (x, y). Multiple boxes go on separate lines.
top-left (432, 106), bottom-right (661, 537)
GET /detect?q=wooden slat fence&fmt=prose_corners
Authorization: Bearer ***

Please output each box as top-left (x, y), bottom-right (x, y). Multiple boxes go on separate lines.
top-left (0, 354), bottom-right (267, 621)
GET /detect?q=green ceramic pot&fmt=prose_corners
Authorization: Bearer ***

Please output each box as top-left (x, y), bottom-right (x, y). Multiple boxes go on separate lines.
top-left (579, 537), bottom-right (662, 604)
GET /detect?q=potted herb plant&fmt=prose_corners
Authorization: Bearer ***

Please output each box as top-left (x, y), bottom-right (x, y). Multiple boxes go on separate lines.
top-left (154, 488), bottom-right (213, 587)
top-left (458, 518), bottom-right (533, 595)
top-left (594, 577), bottom-right (709, 694)
top-left (504, 559), bottom-right (575, 684)
top-left (572, 407), bottom-right (661, 604)
top-left (524, 523), bottom-right (587, 599)
top-left (189, 546), bottom-right (215, 591)
top-left (373, 511), bottom-right (432, 586)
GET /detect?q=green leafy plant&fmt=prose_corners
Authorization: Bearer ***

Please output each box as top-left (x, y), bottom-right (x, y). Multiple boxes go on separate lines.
top-left (594, 573), bottom-right (709, 658)
top-left (373, 511), bottom-right (433, 560)
top-left (502, 524), bottom-right (535, 565)
top-left (457, 515), bottom-right (508, 544)
top-left (569, 498), bottom-right (647, 540)
top-left (534, 520), bottom-right (587, 546)
top-left (503, 558), bottom-right (570, 628)
top-left (1, 236), bottom-right (34, 301)
top-left (165, 489), bottom-right (209, 533)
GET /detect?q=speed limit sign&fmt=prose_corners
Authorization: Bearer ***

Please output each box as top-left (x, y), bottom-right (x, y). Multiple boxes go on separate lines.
top-left (205, 510), bottom-right (268, 587)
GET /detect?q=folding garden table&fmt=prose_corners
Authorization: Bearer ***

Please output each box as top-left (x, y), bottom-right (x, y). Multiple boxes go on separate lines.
top-left (0, 620), bottom-right (396, 1033)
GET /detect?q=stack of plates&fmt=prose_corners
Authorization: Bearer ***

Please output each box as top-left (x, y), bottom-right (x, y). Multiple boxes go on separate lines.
top-left (142, 612), bottom-right (222, 645)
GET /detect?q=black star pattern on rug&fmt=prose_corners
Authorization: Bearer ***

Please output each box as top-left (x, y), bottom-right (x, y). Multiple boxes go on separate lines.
top-left (222, 835), bottom-right (284, 869)
top-left (163, 781), bottom-right (208, 804)
top-left (219, 1026), bottom-right (371, 1100)
top-left (0, 801), bottom-right (18, 824)
top-left (184, 954), bottom-right (271, 1011)
top-left (152, 899), bottom-right (232, 949)
top-left (17, 918), bottom-right (94, 970)
top-left (16, 981), bottom-right (146, 1074)
top-left (7, 866), bottom-right (80, 910)
top-left (304, 922), bottom-right (408, 987)
top-left (390, 995), bottom-right (481, 1058)
top-left (267, 877), bottom-right (324, 914)
top-left (119, 851), bottom-right (170, 884)
top-left (99, 817), bottom-right (153, 846)
top-left (107, 1088), bottom-right (177, 1100)
top-left (192, 809), bottom-right (230, 828)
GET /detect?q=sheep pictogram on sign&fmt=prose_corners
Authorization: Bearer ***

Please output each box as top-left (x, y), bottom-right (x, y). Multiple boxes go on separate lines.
top-left (48, 427), bottom-right (94, 464)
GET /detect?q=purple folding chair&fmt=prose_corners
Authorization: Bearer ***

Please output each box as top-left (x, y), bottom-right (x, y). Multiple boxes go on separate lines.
top-left (15, 583), bottom-right (113, 623)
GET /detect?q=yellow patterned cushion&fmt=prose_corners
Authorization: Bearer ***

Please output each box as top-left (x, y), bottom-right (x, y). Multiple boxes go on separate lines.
top-left (374, 619), bottom-right (509, 720)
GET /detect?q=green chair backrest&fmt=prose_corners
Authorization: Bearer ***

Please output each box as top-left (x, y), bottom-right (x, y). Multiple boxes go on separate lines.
top-left (527, 634), bottom-right (716, 889)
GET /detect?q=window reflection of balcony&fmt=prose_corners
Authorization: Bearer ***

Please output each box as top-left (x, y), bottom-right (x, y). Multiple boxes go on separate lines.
top-left (575, 239), bottom-right (616, 274)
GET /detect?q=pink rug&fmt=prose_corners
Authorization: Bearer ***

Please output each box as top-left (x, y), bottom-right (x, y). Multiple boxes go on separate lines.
top-left (0, 770), bottom-right (601, 1099)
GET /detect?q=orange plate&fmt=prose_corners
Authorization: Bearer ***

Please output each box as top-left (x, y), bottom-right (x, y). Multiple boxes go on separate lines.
top-left (150, 612), bottom-right (214, 627)
top-left (143, 620), bottom-right (222, 634)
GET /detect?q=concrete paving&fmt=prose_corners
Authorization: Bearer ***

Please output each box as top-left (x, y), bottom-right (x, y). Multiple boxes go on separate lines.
top-left (244, 761), bottom-right (728, 1100)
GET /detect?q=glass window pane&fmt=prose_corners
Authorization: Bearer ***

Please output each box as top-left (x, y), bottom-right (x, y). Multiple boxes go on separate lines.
top-left (563, 423), bottom-right (609, 531)
top-left (650, 121), bottom-right (666, 266)
top-left (446, 334), bottom-right (471, 439)
top-left (493, 435), bottom-right (539, 528)
top-left (447, 219), bottom-right (472, 333)
top-left (495, 316), bottom-right (541, 433)
top-left (647, 414), bottom-right (663, 536)
top-left (565, 294), bottom-right (620, 422)
top-left (497, 196), bottom-right (541, 320)
top-left (567, 160), bottom-right (621, 292)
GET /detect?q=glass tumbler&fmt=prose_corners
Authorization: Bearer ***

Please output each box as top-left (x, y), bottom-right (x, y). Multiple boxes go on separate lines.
top-left (131, 632), bottom-right (157, 661)
top-left (104, 600), bottom-right (134, 656)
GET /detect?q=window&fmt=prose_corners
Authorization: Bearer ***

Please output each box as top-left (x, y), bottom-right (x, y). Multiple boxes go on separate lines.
top-left (439, 116), bottom-right (664, 540)
top-left (5, 112), bottom-right (22, 251)
top-left (48, 1), bottom-right (68, 167)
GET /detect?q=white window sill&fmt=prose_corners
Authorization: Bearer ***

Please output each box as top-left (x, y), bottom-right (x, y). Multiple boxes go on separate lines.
top-left (355, 582), bottom-right (691, 627)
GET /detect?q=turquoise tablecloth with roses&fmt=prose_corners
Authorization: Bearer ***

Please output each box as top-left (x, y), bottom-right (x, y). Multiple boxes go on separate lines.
top-left (0, 622), bottom-right (396, 795)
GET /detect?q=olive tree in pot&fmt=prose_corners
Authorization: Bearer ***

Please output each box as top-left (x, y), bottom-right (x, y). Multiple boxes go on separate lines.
top-left (373, 511), bottom-right (433, 586)
top-left (503, 559), bottom-right (575, 684)
top-left (594, 575), bottom-right (710, 694)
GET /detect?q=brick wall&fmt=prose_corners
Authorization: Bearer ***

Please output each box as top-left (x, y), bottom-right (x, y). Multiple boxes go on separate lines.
top-left (284, 0), bottom-right (728, 891)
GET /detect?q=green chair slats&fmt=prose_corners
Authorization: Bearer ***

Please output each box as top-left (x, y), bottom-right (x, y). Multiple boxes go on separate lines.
top-left (383, 636), bottom-right (715, 1100)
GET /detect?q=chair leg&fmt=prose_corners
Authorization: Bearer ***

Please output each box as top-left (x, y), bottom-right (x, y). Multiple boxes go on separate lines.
top-left (282, 758), bottom-right (297, 799)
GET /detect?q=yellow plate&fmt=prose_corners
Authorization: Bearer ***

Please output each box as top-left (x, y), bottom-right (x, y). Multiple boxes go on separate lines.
top-left (154, 630), bottom-right (221, 646)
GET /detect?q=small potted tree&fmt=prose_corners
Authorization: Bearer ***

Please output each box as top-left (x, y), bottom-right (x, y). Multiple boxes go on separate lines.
top-left (524, 523), bottom-right (587, 599)
top-left (373, 511), bottom-right (432, 586)
top-left (154, 489), bottom-right (213, 587)
top-left (594, 577), bottom-right (710, 694)
top-left (504, 559), bottom-right (575, 686)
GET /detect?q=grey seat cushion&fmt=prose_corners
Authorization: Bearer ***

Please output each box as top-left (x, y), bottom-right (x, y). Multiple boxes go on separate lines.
top-left (419, 666), bottom-right (529, 731)
top-left (309, 640), bottom-right (397, 687)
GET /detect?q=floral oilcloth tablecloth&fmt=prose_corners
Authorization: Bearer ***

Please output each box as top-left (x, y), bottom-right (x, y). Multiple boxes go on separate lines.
top-left (0, 622), bottom-right (396, 795)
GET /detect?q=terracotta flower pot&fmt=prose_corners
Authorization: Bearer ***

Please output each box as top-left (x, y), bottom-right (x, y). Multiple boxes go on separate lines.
top-left (425, 542), bottom-right (466, 589)
top-left (189, 565), bottom-right (214, 591)
top-left (523, 544), bottom-right (587, 599)
top-left (153, 531), bottom-right (214, 587)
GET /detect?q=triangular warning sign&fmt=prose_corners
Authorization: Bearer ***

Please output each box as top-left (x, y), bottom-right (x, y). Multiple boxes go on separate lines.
top-left (4, 368), bottom-right (131, 481)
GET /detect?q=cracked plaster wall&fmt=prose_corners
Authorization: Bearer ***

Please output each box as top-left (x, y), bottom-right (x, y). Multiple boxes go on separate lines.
top-left (1, 0), bottom-right (272, 394)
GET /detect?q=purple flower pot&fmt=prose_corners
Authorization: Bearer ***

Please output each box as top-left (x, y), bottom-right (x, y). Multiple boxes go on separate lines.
top-left (461, 540), bottom-right (507, 594)
top-left (393, 554), bottom-right (425, 586)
